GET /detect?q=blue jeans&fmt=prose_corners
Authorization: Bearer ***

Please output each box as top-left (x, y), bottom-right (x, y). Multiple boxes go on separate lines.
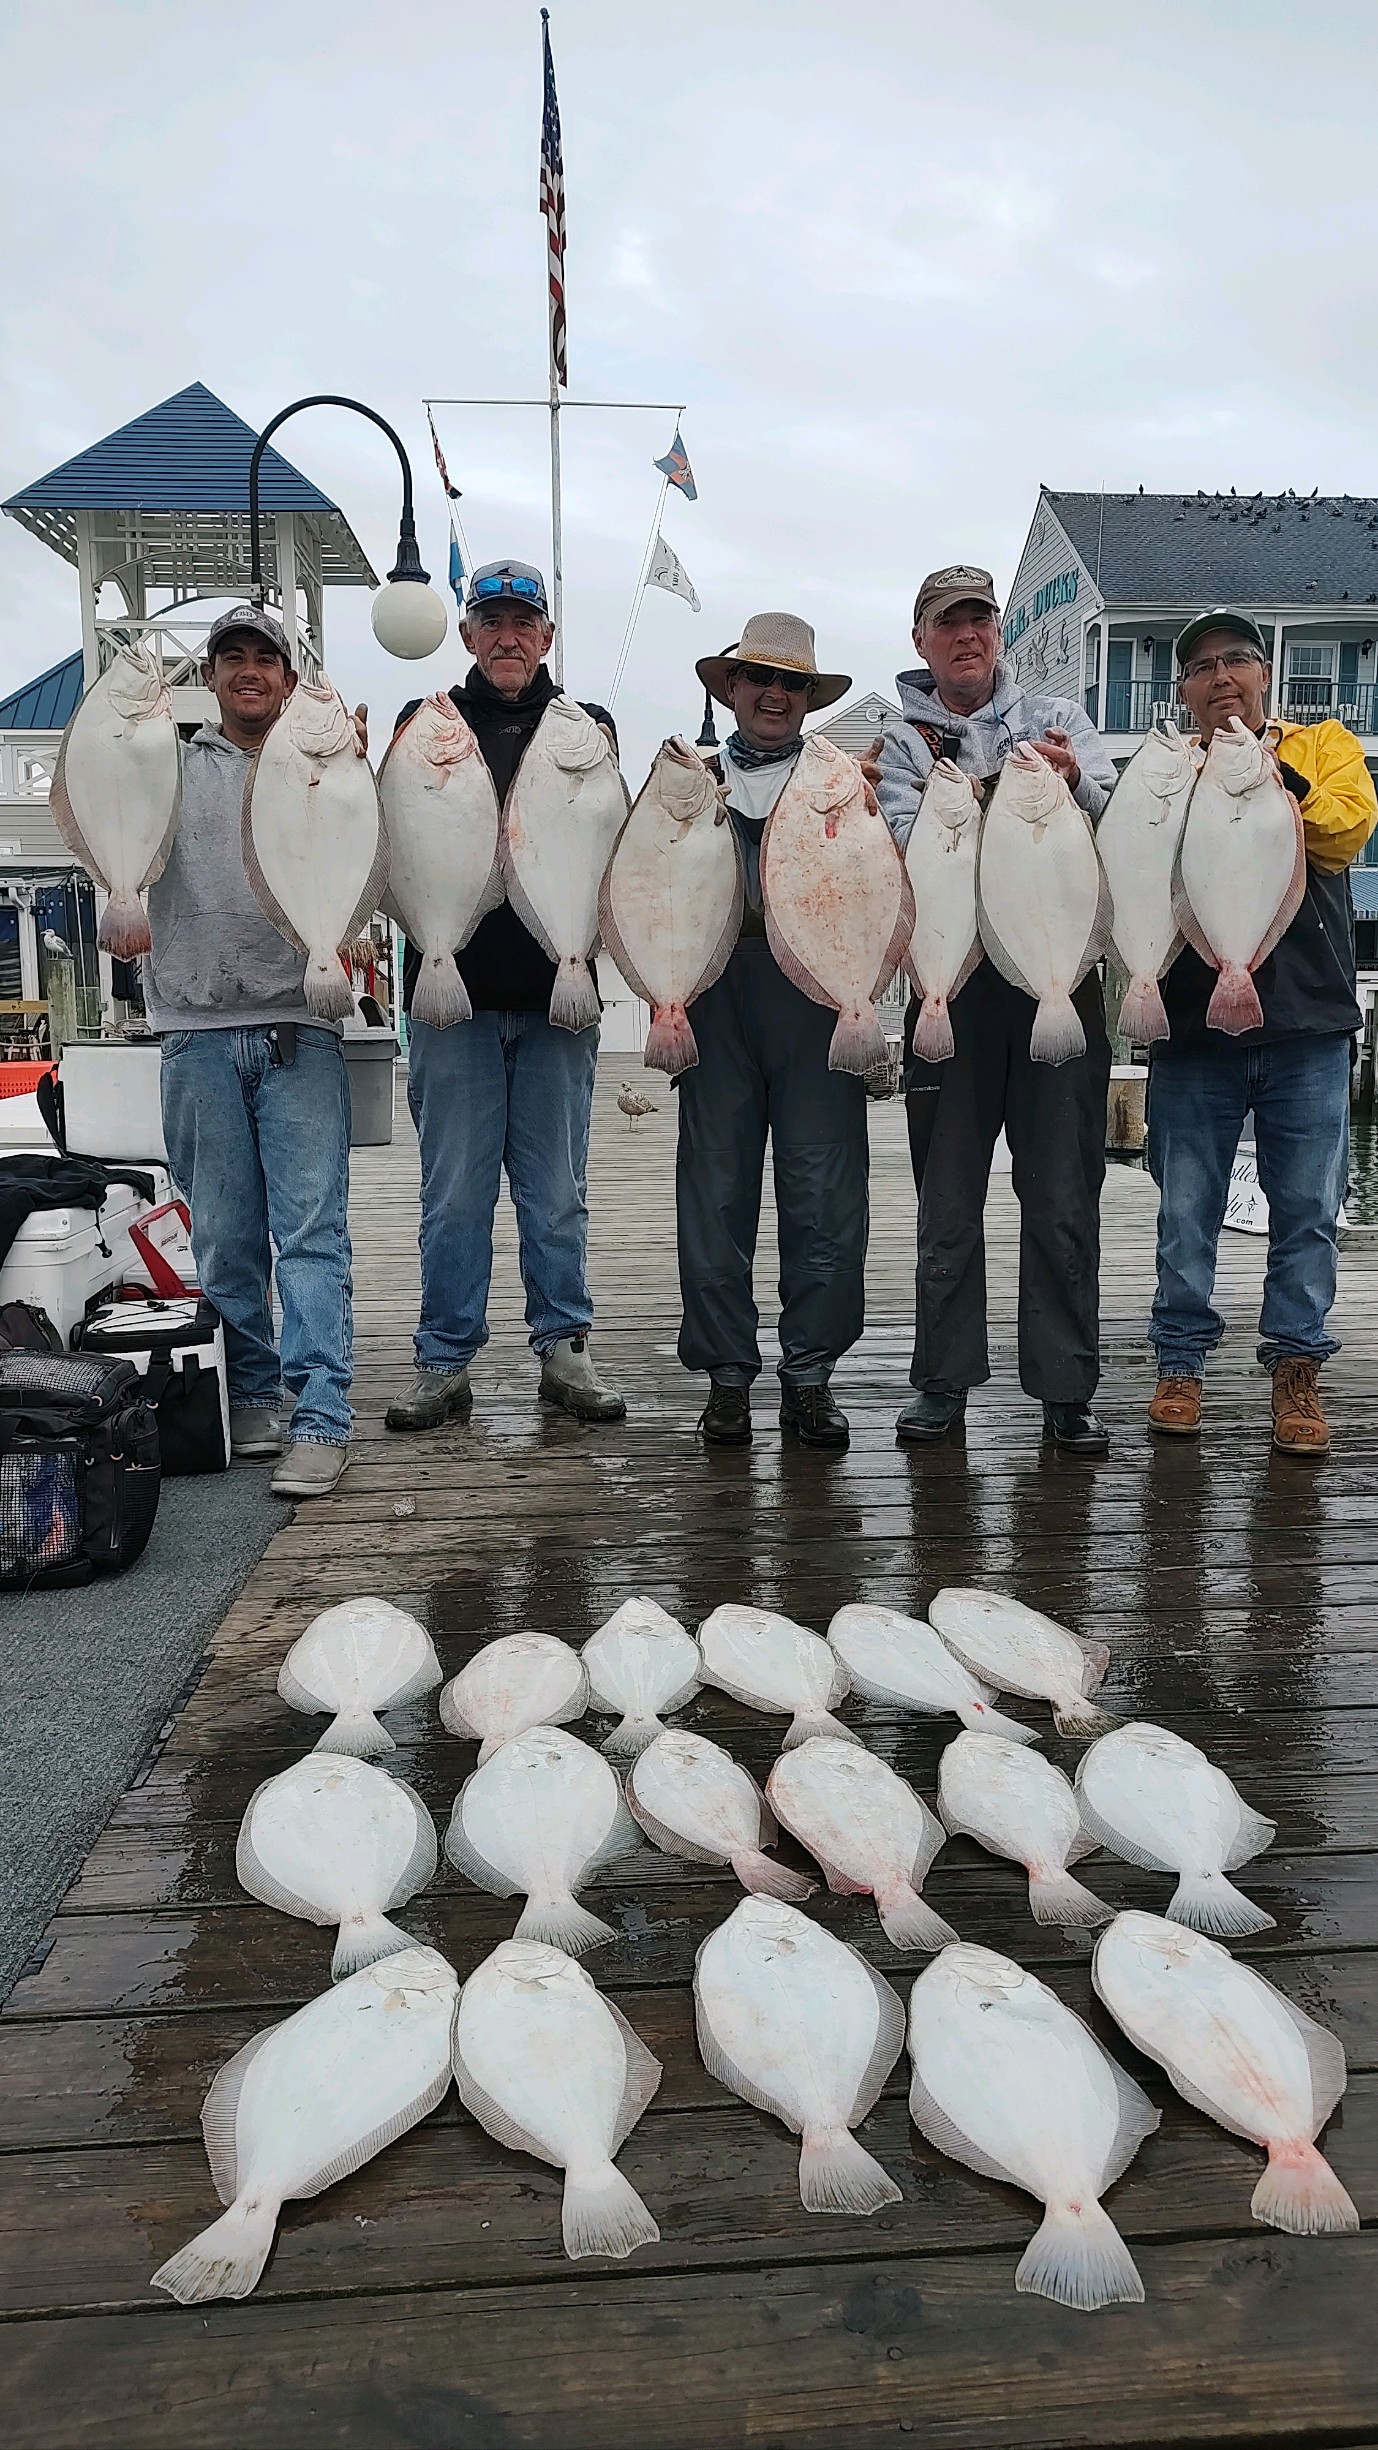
top-left (160, 1027), bottom-right (353, 1444)
top-left (1145, 1033), bottom-right (1350, 1378)
top-left (406, 1010), bottom-right (598, 1371)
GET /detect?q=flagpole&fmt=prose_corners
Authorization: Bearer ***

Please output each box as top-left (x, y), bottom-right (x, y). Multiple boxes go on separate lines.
top-left (607, 475), bottom-right (669, 708)
top-left (549, 370), bottom-right (564, 687)
top-left (540, 8), bottom-right (567, 687)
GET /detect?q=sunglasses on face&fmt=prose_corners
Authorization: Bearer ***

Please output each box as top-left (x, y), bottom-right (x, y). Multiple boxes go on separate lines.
top-left (470, 574), bottom-right (545, 604)
top-left (735, 663), bottom-right (813, 695)
top-left (1181, 648), bottom-right (1263, 682)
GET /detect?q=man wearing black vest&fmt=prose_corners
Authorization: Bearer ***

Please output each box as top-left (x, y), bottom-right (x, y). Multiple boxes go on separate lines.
top-left (385, 560), bottom-right (625, 1431)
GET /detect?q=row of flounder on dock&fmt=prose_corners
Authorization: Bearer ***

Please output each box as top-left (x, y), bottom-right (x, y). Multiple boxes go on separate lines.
top-left (151, 1578), bottom-right (1357, 2308)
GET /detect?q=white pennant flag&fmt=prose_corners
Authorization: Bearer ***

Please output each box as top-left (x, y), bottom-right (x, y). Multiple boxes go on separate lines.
top-left (646, 531), bottom-right (700, 612)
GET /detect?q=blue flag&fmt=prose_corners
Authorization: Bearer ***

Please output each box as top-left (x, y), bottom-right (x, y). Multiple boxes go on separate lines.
top-left (448, 535), bottom-right (465, 606)
top-left (654, 425), bottom-right (697, 502)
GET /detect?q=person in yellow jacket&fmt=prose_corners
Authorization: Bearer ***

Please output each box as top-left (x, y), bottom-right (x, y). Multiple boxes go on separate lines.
top-left (1145, 608), bottom-right (1377, 1456)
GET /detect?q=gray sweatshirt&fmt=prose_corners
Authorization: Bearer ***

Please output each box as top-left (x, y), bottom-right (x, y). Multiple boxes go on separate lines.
top-left (876, 663), bottom-right (1118, 850)
top-left (144, 726), bottom-right (319, 1031)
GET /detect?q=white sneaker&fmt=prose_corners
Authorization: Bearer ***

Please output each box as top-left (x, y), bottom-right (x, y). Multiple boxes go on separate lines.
top-left (271, 1442), bottom-right (350, 1499)
top-left (538, 1334), bottom-right (626, 1422)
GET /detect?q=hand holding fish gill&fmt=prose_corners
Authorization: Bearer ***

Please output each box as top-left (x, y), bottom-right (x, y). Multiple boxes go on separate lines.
top-left (1029, 728), bottom-right (1081, 792)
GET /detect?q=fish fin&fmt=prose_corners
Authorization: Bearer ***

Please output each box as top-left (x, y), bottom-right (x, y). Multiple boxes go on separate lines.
top-left (1169, 861), bottom-right (1223, 973)
top-left (315, 1707), bottom-right (394, 1759)
top-left (456, 846), bottom-right (506, 946)
top-left (331, 1911), bottom-right (415, 1981)
top-left (948, 937), bottom-right (985, 1002)
top-left (437, 1684), bottom-right (479, 1740)
top-left (141, 761), bottom-right (183, 890)
top-left (974, 889), bottom-right (1039, 1001)
top-left (1249, 799), bottom-right (1309, 972)
top-left (1066, 1824), bottom-right (1102, 1866)
top-left (241, 761), bottom-right (310, 958)
top-left (1051, 1696), bottom-right (1118, 1740)
top-left (410, 955), bottom-right (472, 1030)
top-left (1027, 1867), bottom-right (1114, 1929)
top-left (1224, 1804), bottom-right (1277, 1872)
top-left (876, 1885), bottom-right (958, 1953)
top-left (871, 864), bottom-right (917, 1003)
top-left (851, 1955), bottom-right (908, 2121)
top-left (200, 2024), bottom-right (282, 2205)
top-left (908, 2069), bottom-right (1021, 2189)
top-left (497, 826), bottom-right (563, 966)
top-left (911, 992), bottom-right (956, 1063)
top-left (1251, 2140), bottom-right (1358, 2237)
top-left (387, 1647), bottom-right (444, 1707)
top-left (782, 1709), bottom-right (862, 1752)
top-left (643, 1003), bottom-right (698, 1077)
top-left (513, 1893), bottom-right (617, 1954)
top-left (1029, 992), bottom-right (1087, 1067)
top-left (1116, 974), bottom-right (1170, 1044)
top-left (276, 1661), bottom-right (324, 1717)
top-left (444, 1791), bottom-right (522, 1899)
top-left (595, 856), bottom-right (653, 1006)
top-left (827, 1658), bottom-right (852, 1709)
top-left (1071, 1788), bottom-right (1169, 1872)
top-left (761, 899), bottom-right (833, 1011)
top-left (548, 956), bottom-right (602, 1034)
top-left (1015, 2200), bottom-right (1145, 2311)
top-left (338, 786), bottom-right (391, 954)
top-left (694, 1992), bottom-right (796, 2127)
top-left (97, 892), bottom-right (154, 958)
top-left (1074, 1637), bottom-right (1112, 1694)
top-left (1103, 2056), bottom-right (1162, 2187)
top-left (385, 1781), bottom-right (439, 1906)
top-left (586, 1794), bottom-right (644, 1876)
top-left (625, 1786), bottom-right (721, 1868)
top-left (300, 2062), bottom-right (453, 2198)
top-left (827, 1005), bottom-right (889, 1078)
top-left (48, 746), bottom-right (111, 890)
top-left (1085, 846), bottom-right (1115, 972)
top-left (451, 2055), bottom-right (553, 2160)
top-left (697, 853), bottom-right (747, 1005)
top-left (798, 2128), bottom-right (902, 2217)
top-left (961, 1697), bottom-right (1039, 1743)
top-left (562, 2161), bottom-right (660, 2260)
top-left (233, 1818), bottom-right (332, 1928)
top-left (1167, 1871), bottom-right (1275, 1938)
top-left (606, 1998), bottom-right (664, 2149)
top-left (659, 1668), bottom-right (704, 1716)
top-left (151, 2193), bottom-right (280, 2305)
top-left (729, 1849), bottom-right (818, 1903)
top-left (1205, 963), bottom-right (1265, 1035)
top-left (1273, 1992), bottom-right (1349, 2127)
top-left (601, 1713), bottom-right (664, 1760)
top-left (909, 1800), bottom-right (948, 1887)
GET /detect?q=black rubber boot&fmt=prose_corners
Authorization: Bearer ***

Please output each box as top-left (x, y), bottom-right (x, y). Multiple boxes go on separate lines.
top-left (385, 1366), bottom-right (472, 1433)
top-left (699, 1383), bottom-right (752, 1446)
top-left (779, 1383), bottom-right (850, 1449)
top-left (896, 1389), bottom-right (967, 1444)
top-left (1043, 1401), bottom-right (1110, 1455)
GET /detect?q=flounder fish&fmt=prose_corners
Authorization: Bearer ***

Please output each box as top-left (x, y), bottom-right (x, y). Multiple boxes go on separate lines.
top-left (1075, 1722), bottom-right (1276, 1938)
top-left (697, 1602), bottom-right (857, 1750)
top-left (598, 738), bottom-right (743, 1076)
top-left (582, 1596), bottom-right (703, 1758)
top-left (826, 1601), bottom-right (1036, 1743)
top-left (767, 1736), bottom-right (956, 1952)
top-left (150, 1946), bottom-right (459, 2303)
top-left (695, 1896), bottom-right (905, 2214)
top-left (627, 1727), bottom-right (816, 1901)
top-left (1096, 720), bottom-right (1198, 1043)
top-left (243, 676), bottom-right (389, 1019)
top-left (1173, 716), bottom-right (1306, 1035)
top-left (928, 1587), bottom-right (1114, 1740)
top-left (378, 692), bottom-right (502, 1027)
top-left (277, 1597), bottom-right (442, 1758)
top-left (500, 695), bottom-right (629, 1032)
top-left (439, 1632), bottom-right (588, 1763)
top-left (454, 1940), bottom-right (662, 2259)
top-left (760, 732), bottom-right (915, 1075)
top-left (938, 1731), bottom-right (1112, 1929)
top-left (908, 1943), bottom-right (1158, 2309)
top-left (902, 759), bottom-right (983, 1061)
top-left (976, 744), bottom-right (1111, 1064)
top-left (236, 1754), bottom-right (437, 1979)
top-left (50, 642), bottom-right (180, 956)
top-left (1093, 1912), bottom-right (1357, 2236)
top-left (445, 1725), bottom-right (640, 1955)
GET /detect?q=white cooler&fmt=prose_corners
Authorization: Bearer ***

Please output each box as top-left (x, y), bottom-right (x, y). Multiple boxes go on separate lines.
top-left (0, 1180), bottom-right (155, 1348)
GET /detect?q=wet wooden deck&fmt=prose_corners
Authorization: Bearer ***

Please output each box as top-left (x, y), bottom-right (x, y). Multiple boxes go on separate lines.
top-left (3, 1065), bottom-right (1376, 2447)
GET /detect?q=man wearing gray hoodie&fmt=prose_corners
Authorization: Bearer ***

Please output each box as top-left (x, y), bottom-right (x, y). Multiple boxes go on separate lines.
top-left (875, 566), bottom-right (1117, 1455)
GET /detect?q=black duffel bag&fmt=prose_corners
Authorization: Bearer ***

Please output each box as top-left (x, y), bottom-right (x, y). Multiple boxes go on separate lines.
top-left (0, 1351), bottom-right (161, 1588)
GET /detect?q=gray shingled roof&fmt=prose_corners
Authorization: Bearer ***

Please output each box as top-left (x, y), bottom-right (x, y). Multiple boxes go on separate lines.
top-left (1045, 488), bottom-right (1378, 609)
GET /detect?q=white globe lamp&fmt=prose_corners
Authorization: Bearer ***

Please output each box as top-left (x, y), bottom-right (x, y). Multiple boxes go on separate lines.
top-left (372, 577), bottom-right (448, 659)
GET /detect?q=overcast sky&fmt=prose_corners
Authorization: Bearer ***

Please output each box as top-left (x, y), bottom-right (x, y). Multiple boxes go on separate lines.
top-left (3, 0), bottom-right (1377, 780)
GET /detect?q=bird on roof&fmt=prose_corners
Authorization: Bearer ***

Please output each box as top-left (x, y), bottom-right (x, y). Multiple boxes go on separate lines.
top-left (618, 1084), bottom-right (658, 1130)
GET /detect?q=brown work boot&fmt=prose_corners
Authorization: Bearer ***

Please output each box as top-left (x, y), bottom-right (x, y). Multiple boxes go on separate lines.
top-left (1271, 1358), bottom-right (1330, 1458)
top-left (1148, 1375), bottom-right (1202, 1436)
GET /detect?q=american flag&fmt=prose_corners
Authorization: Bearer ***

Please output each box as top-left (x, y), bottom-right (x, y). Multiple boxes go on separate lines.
top-left (539, 11), bottom-right (568, 390)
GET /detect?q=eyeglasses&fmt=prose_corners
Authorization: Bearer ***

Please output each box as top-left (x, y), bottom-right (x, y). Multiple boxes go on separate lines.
top-left (1181, 648), bottom-right (1263, 682)
top-left (735, 663), bottom-right (814, 694)
top-left (469, 574), bottom-right (545, 605)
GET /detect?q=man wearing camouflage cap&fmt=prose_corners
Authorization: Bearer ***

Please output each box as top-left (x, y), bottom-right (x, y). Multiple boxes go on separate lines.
top-left (873, 565), bottom-right (1118, 1455)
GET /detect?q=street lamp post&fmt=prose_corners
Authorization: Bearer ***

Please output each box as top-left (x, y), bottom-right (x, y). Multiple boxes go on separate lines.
top-left (247, 395), bottom-right (449, 660)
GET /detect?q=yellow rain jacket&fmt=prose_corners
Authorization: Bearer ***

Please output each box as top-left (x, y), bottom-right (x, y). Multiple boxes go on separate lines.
top-left (1267, 716), bottom-right (1378, 873)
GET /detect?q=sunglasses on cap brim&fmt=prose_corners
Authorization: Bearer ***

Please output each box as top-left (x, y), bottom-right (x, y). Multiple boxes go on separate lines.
top-left (469, 575), bottom-right (545, 605)
top-left (733, 663), bottom-right (814, 694)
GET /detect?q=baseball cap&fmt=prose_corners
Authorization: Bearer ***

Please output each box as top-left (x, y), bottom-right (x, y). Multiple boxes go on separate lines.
top-left (464, 559), bottom-right (550, 616)
top-left (1175, 607), bottom-right (1269, 668)
top-left (913, 565), bottom-right (1002, 628)
top-left (205, 603), bottom-right (294, 665)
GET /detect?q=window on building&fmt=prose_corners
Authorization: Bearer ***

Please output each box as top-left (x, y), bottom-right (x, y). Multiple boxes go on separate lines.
top-left (1287, 642), bottom-right (1335, 712)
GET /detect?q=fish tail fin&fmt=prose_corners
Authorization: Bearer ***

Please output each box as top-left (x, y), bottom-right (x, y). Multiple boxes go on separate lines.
top-left (601, 1714), bottom-right (661, 1760)
top-left (1206, 962), bottom-right (1264, 1036)
top-left (782, 1710), bottom-right (862, 1752)
top-left (1029, 992), bottom-right (1086, 1066)
top-left (1016, 2199), bottom-right (1144, 2311)
top-left (548, 957), bottom-right (601, 1034)
top-left (730, 1849), bottom-right (817, 1904)
top-left (963, 1698), bottom-right (1038, 1744)
top-left (1167, 1870), bottom-right (1275, 1938)
top-left (561, 2159), bottom-right (660, 2260)
top-left (514, 1892), bottom-right (616, 1955)
top-left (876, 1884), bottom-right (958, 1952)
top-left (316, 1708), bottom-right (394, 1760)
top-left (643, 1002), bottom-right (697, 1076)
top-left (410, 954), bottom-right (472, 1030)
top-left (1027, 1867), bottom-right (1114, 1930)
top-left (798, 2126), bottom-right (902, 2217)
top-left (97, 891), bottom-right (153, 959)
top-left (1251, 2140), bottom-right (1359, 2236)
top-left (1051, 1696), bottom-right (1117, 1740)
top-left (150, 2194), bottom-right (279, 2304)
top-left (1117, 974), bottom-right (1170, 1044)
top-left (302, 954), bottom-right (355, 1021)
top-left (911, 993), bottom-right (955, 1063)
top-left (827, 1005), bottom-right (888, 1078)
top-left (330, 1911), bottom-right (414, 1982)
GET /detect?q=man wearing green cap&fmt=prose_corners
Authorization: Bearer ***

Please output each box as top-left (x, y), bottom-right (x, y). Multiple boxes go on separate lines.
top-left (1146, 608), bottom-right (1376, 1455)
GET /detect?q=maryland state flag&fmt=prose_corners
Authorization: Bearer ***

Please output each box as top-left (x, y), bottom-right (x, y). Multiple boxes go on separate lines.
top-left (654, 425), bottom-right (697, 501)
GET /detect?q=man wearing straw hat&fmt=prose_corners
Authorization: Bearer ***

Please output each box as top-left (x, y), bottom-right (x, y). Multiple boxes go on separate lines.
top-left (678, 613), bottom-right (862, 1450)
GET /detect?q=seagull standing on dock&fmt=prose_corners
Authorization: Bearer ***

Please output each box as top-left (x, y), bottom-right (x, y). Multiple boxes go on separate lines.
top-left (618, 1084), bottom-right (658, 1130)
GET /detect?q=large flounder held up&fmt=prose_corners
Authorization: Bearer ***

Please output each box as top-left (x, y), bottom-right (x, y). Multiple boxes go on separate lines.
top-left (976, 743), bottom-right (1111, 1064)
top-left (1096, 720), bottom-right (1198, 1044)
top-left (902, 759), bottom-right (983, 1062)
top-left (378, 692), bottom-right (502, 1028)
top-left (501, 695), bottom-right (629, 1033)
top-left (598, 737), bottom-right (742, 1076)
top-left (50, 642), bottom-right (181, 957)
top-left (1173, 716), bottom-right (1306, 1035)
top-left (243, 676), bottom-right (389, 1020)
top-left (760, 732), bottom-right (914, 1075)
